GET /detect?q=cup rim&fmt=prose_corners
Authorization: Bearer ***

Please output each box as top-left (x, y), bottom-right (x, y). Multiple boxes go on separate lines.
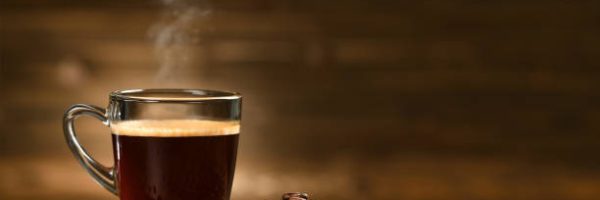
top-left (110, 88), bottom-right (241, 102)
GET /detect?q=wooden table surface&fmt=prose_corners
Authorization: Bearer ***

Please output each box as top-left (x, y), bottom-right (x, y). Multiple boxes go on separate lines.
top-left (2, 0), bottom-right (600, 199)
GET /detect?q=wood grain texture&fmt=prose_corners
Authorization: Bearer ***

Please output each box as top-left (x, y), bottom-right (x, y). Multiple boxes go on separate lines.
top-left (1, 0), bottom-right (599, 199)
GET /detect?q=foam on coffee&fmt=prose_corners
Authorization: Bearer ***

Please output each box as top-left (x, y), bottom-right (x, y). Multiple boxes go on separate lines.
top-left (111, 119), bottom-right (240, 137)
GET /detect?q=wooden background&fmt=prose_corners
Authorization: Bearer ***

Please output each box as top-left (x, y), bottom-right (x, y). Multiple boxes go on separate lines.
top-left (1, 0), bottom-right (600, 199)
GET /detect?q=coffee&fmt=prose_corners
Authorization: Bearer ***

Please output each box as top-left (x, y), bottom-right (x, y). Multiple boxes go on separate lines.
top-left (111, 120), bottom-right (240, 200)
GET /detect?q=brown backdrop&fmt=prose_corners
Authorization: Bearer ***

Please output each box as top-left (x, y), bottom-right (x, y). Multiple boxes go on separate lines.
top-left (1, 0), bottom-right (600, 199)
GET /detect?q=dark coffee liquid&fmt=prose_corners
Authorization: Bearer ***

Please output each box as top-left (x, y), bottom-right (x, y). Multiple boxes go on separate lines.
top-left (112, 134), bottom-right (239, 200)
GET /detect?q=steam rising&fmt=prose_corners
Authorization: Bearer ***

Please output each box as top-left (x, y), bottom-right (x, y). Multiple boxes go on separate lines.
top-left (149, 0), bottom-right (212, 82)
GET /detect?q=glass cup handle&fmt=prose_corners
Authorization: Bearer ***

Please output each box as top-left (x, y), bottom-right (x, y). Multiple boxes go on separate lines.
top-left (63, 104), bottom-right (117, 195)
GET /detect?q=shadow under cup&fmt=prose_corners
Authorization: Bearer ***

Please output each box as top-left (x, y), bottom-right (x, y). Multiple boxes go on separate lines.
top-left (63, 89), bottom-right (242, 200)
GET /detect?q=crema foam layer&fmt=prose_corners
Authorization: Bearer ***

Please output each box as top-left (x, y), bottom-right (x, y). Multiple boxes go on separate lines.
top-left (111, 120), bottom-right (240, 137)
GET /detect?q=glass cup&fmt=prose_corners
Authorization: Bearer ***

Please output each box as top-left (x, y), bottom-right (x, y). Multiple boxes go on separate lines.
top-left (63, 89), bottom-right (242, 200)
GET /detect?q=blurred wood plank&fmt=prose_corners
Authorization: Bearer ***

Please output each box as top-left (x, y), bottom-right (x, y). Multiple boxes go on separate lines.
top-left (0, 8), bottom-right (158, 38)
top-left (1, 0), bottom-right (600, 199)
